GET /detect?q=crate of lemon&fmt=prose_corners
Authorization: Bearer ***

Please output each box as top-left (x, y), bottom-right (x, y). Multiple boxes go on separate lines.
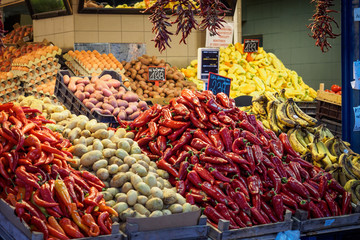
top-left (182, 43), bottom-right (317, 101)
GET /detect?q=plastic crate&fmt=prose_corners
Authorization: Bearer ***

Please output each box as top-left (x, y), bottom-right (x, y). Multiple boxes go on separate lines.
top-left (54, 70), bottom-right (122, 127)
top-left (316, 100), bottom-right (342, 123)
top-left (295, 101), bottom-right (317, 118)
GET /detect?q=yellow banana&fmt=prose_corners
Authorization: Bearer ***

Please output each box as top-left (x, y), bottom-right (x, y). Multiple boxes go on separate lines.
top-left (292, 101), bottom-right (317, 126)
top-left (288, 131), bottom-right (308, 155)
top-left (276, 102), bottom-right (296, 127)
top-left (286, 99), bottom-right (309, 127)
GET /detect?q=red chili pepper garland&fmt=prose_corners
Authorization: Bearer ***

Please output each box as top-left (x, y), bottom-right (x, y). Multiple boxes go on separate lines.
top-left (0, 104), bottom-right (114, 239)
top-left (128, 89), bottom-right (352, 229)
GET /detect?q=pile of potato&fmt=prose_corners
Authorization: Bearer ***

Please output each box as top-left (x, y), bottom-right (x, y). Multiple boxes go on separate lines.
top-left (31, 108), bottom-right (198, 223)
top-left (122, 55), bottom-right (197, 99)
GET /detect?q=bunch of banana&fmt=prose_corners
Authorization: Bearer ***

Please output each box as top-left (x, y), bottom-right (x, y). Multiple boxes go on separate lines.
top-left (251, 91), bottom-right (318, 134)
top-left (286, 123), bottom-right (345, 170)
top-left (333, 153), bottom-right (360, 204)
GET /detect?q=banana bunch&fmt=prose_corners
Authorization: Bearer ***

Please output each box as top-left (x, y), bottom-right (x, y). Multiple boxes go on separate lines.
top-left (219, 43), bottom-right (317, 100)
top-left (250, 91), bottom-right (318, 134)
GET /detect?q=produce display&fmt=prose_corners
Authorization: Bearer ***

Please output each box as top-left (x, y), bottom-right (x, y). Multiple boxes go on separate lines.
top-left (0, 71), bottom-right (21, 103)
top-left (17, 96), bottom-right (200, 228)
top-left (124, 55), bottom-right (197, 99)
top-left (126, 89), bottom-right (351, 228)
top-left (64, 50), bottom-right (124, 76)
top-left (0, 102), bottom-right (116, 239)
top-left (62, 73), bottom-right (149, 120)
top-left (2, 25), bottom-right (33, 44)
top-left (183, 43), bottom-right (318, 101)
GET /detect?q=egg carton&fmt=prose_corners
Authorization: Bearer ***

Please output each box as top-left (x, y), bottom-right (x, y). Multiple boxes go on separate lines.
top-left (65, 59), bottom-right (89, 76)
top-left (0, 78), bottom-right (21, 91)
top-left (0, 89), bottom-right (22, 103)
top-left (11, 54), bottom-right (60, 69)
top-left (29, 90), bottom-right (57, 102)
top-left (73, 56), bottom-right (124, 75)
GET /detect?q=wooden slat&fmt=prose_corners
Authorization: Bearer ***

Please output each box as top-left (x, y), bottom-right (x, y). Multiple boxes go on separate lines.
top-left (208, 211), bottom-right (293, 240)
top-left (316, 83), bottom-right (341, 105)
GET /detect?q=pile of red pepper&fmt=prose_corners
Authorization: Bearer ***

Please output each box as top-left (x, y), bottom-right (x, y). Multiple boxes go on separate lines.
top-left (127, 89), bottom-right (352, 229)
top-left (0, 102), bottom-right (117, 239)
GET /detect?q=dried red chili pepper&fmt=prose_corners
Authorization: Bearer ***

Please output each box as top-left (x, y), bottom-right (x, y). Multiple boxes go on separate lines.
top-left (193, 129), bottom-right (213, 146)
top-left (208, 167), bottom-right (231, 182)
top-left (309, 201), bottom-right (324, 218)
top-left (194, 163), bottom-right (215, 184)
top-left (261, 201), bottom-right (279, 223)
top-left (215, 203), bottom-right (238, 227)
top-left (199, 154), bottom-right (228, 164)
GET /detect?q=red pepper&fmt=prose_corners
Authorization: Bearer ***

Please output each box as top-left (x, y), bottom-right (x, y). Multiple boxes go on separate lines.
top-left (208, 130), bottom-right (225, 151)
top-left (181, 89), bottom-right (201, 107)
top-left (283, 177), bottom-right (310, 199)
top-left (219, 127), bottom-right (233, 152)
top-left (12, 105), bottom-right (27, 125)
top-left (195, 106), bottom-right (208, 122)
top-left (210, 163), bottom-right (238, 173)
top-left (199, 154), bottom-right (228, 164)
top-left (247, 175), bottom-right (261, 195)
top-left (215, 203), bottom-right (238, 227)
top-left (238, 210), bottom-right (252, 226)
top-left (157, 159), bottom-right (179, 178)
top-left (59, 218), bottom-right (84, 238)
top-left (156, 135), bottom-right (167, 153)
top-left (15, 166), bottom-right (41, 189)
top-left (178, 160), bottom-right (190, 180)
top-left (173, 102), bottom-right (190, 116)
top-left (193, 129), bottom-right (213, 146)
top-left (270, 155), bottom-right (287, 178)
top-left (318, 200), bottom-right (331, 217)
top-left (324, 192), bottom-right (339, 216)
top-left (231, 179), bottom-right (250, 201)
top-left (261, 201), bottom-right (278, 223)
top-left (176, 180), bottom-right (186, 196)
top-left (204, 145), bottom-right (228, 160)
top-left (268, 169), bottom-right (281, 193)
top-left (250, 207), bottom-right (267, 225)
top-left (81, 171), bottom-right (105, 189)
top-left (148, 141), bottom-right (161, 156)
top-left (260, 209), bottom-right (271, 224)
top-left (187, 170), bottom-right (202, 187)
top-left (33, 188), bottom-right (59, 208)
top-left (172, 132), bottom-right (192, 153)
top-left (217, 111), bottom-right (235, 127)
top-left (148, 121), bottom-right (158, 138)
top-left (230, 189), bottom-right (251, 214)
top-left (185, 193), bottom-right (196, 204)
top-left (224, 152), bottom-right (248, 165)
top-left (206, 98), bottom-right (235, 113)
top-left (208, 167), bottom-right (231, 182)
top-left (216, 92), bottom-right (231, 108)
top-left (189, 111), bottom-right (206, 129)
top-left (15, 201), bottom-right (44, 220)
top-left (229, 210), bottom-right (247, 228)
top-left (341, 192), bottom-right (351, 215)
top-left (194, 163), bottom-right (215, 184)
top-left (177, 96), bottom-right (195, 110)
top-left (303, 181), bottom-right (320, 199)
top-left (243, 145), bottom-right (255, 174)
top-left (188, 154), bottom-right (198, 165)
top-left (279, 133), bottom-right (301, 157)
top-left (204, 206), bottom-right (229, 227)
top-left (167, 122), bottom-right (191, 142)
top-left (158, 126), bottom-right (172, 136)
top-left (269, 139), bottom-right (283, 159)
top-left (209, 113), bottom-right (222, 126)
top-left (289, 162), bottom-right (302, 182)
top-left (131, 109), bottom-right (153, 128)
top-left (201, 181), bottom-right (230, 205)
top-left (241, 130), bottom-right (262, 145)
top-left (272, 194), bottom-right (284, 221)
top-left (278, 193), bottom-right (298, 210)
top-left (238, 119), bottom-right (257, 133)
top-left (191, 138), bottom-right (210, 150)
top-left (0, 157), bottom-right (10, 180)
top-left (287, 155), bottom-right (314, 169)
top-left (318, 175), bottom-right (327, 198)
top-left (31, 216), bottom-right (49, 239)
top-left (328, 179), bottom-right (346, 194)
top-left (309, 201), bottom-right (324, 219)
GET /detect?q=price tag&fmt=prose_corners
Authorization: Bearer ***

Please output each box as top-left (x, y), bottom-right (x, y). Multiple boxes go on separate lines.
top-left (243, 39), bottom-right (259, 53)
top-left (148, 66), bottom-right (166, 81)
top-left (208, 72), bottom-right (231, 96)
top-left (23, 36), bottom-right (30, 42)
top-left (197, 48), bottom-right (219, 80)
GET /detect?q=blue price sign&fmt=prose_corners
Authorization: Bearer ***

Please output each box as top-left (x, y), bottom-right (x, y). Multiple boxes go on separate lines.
top-left (207, 72), bottom-right (231, 96)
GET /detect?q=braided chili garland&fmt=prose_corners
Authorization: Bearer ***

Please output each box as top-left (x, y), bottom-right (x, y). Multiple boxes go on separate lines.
top-left (145, 0), bottom-right (229, 52)
top-left (307, 0), bottom-right (340, 52)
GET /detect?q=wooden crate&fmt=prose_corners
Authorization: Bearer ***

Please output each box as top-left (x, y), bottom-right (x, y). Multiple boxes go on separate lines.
top-left (292, 205), bottom-right (360, 236)
top-left (316, 83), bottom-right (341, 106)
top-left (124, 212), bottom-right (208, 240)
top-left (0, 199), bottom-right (124, 240)
top-left (208, 210), bottom-right (292, 240)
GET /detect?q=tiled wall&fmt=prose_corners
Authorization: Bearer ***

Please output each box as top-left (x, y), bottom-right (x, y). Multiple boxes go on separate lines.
top-left (33, 1), bottom-right (239, 68)
top-left (242, 0), bottom-right (341, 89)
